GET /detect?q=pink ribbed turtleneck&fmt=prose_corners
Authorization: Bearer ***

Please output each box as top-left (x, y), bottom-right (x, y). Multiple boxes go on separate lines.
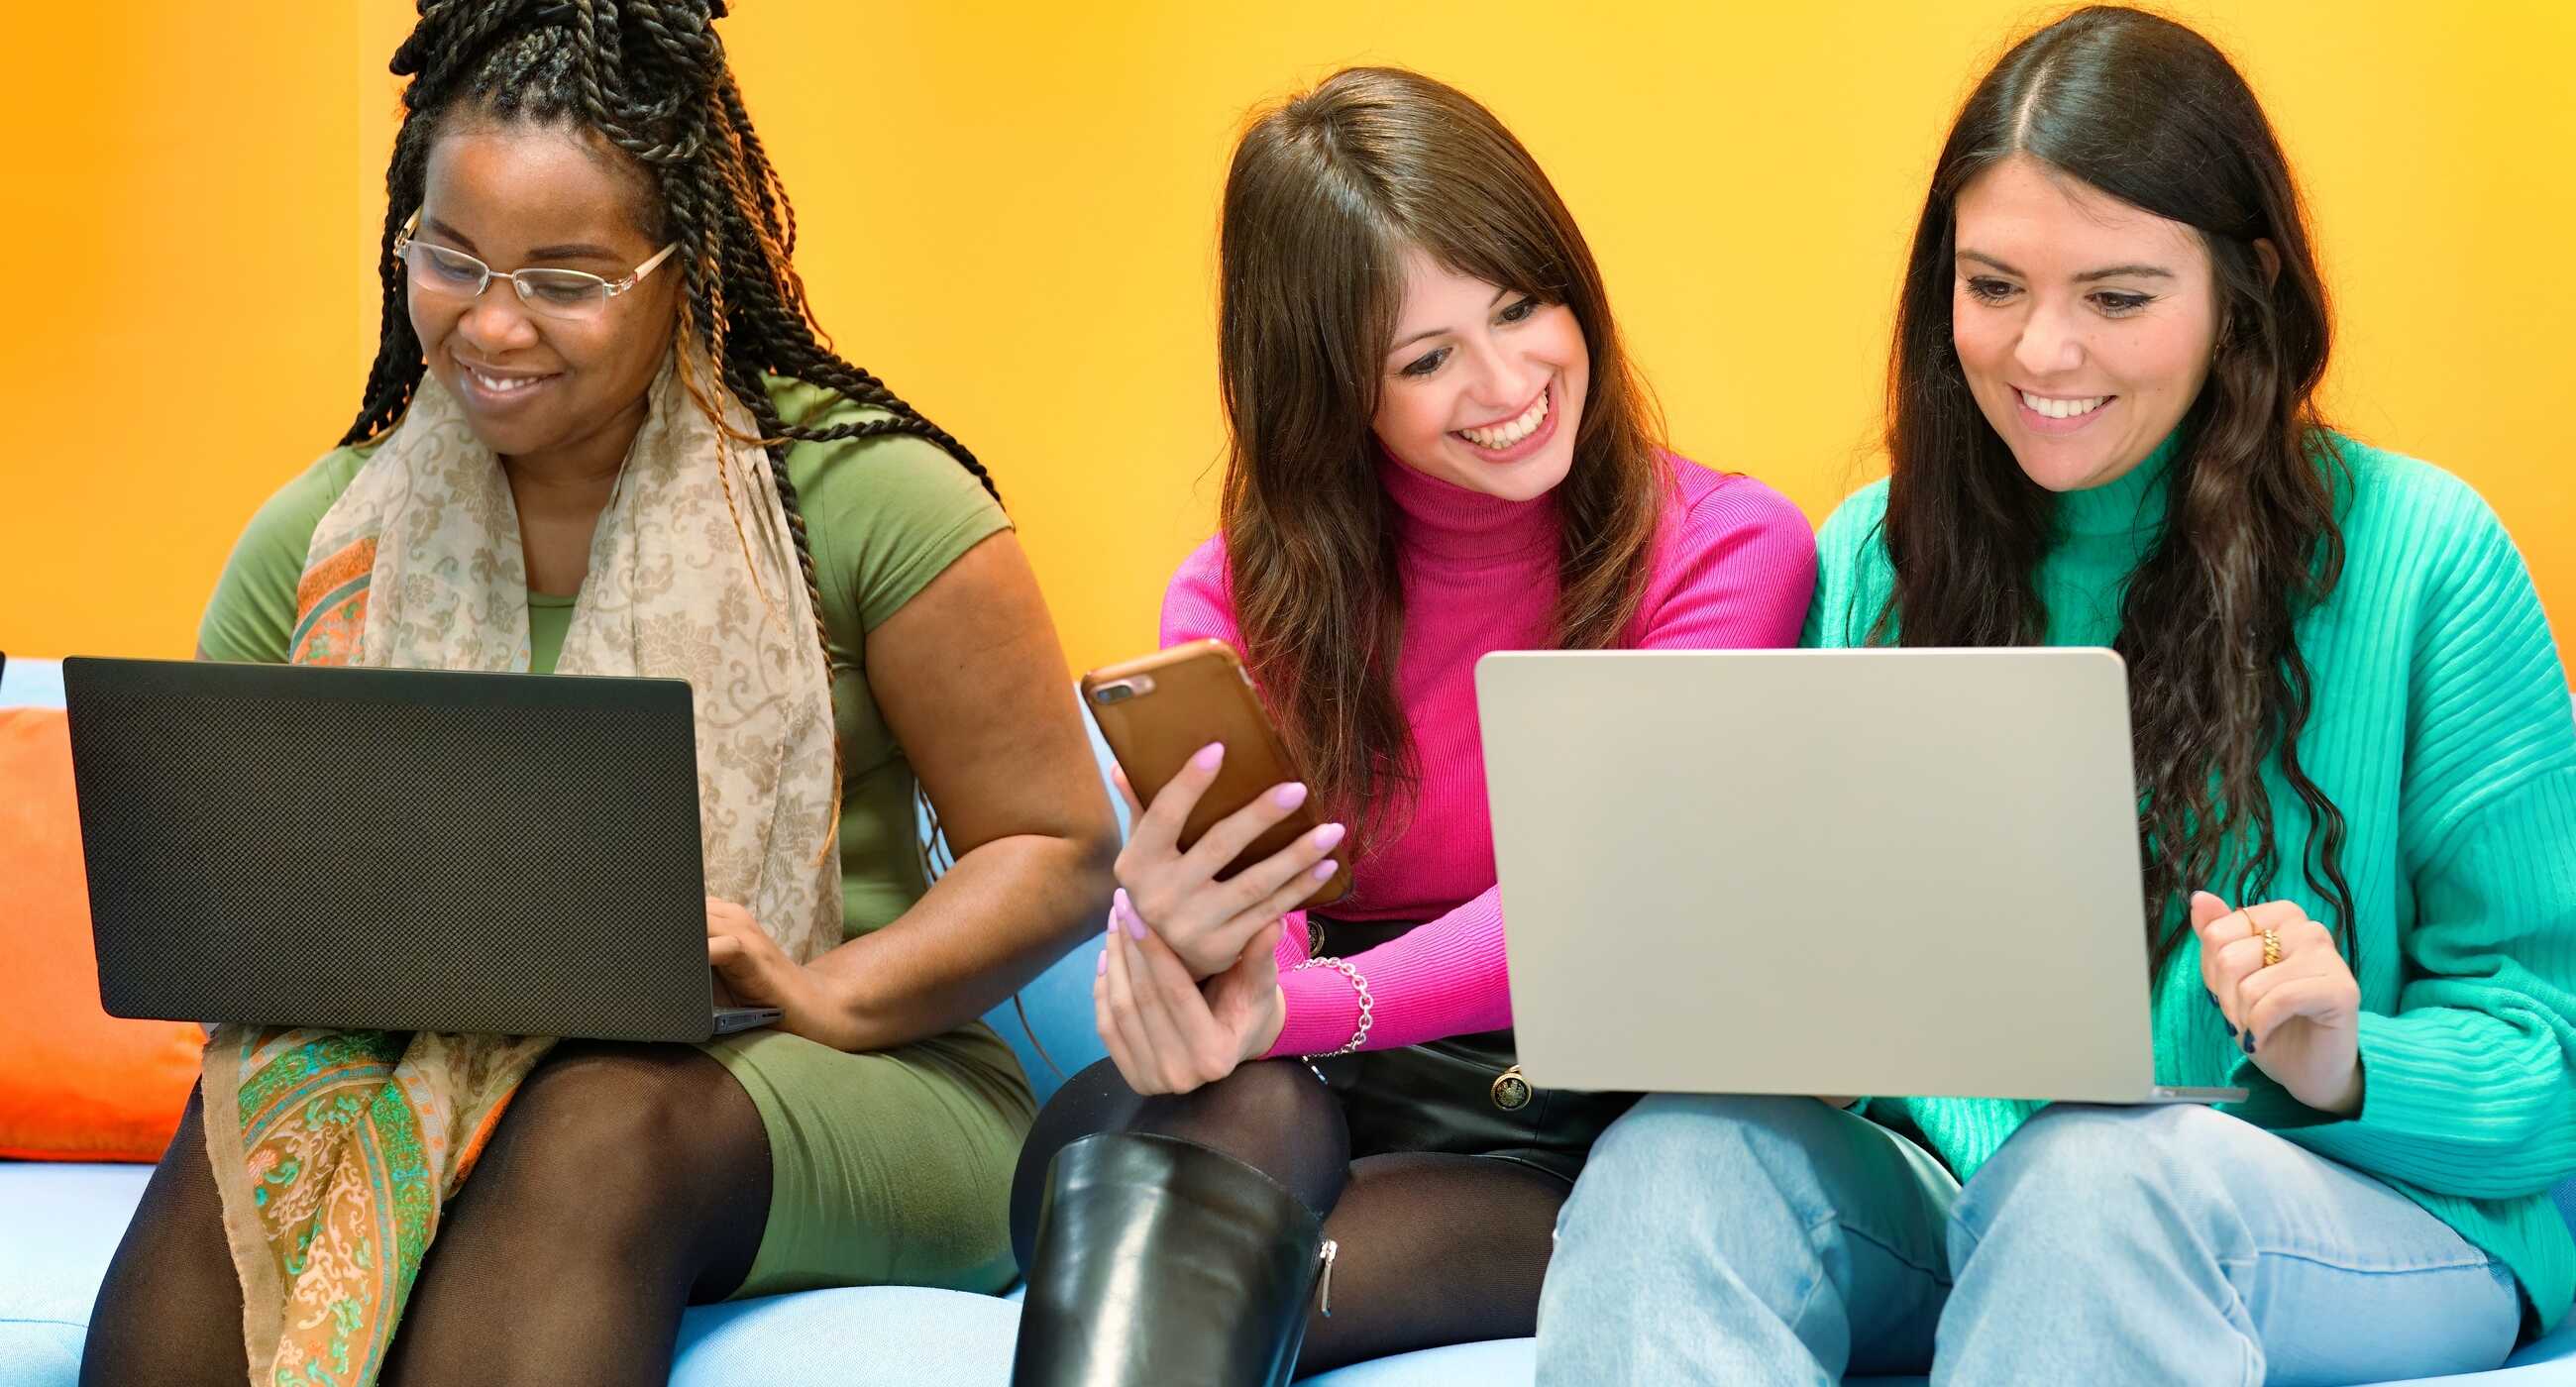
top-left (1158, 452), bottom-right (1816, 1056)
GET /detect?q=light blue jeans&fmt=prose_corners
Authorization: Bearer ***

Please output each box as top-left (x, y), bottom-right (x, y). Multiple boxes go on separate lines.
top-left (1537, 1097), bottom-right (2522, 1385)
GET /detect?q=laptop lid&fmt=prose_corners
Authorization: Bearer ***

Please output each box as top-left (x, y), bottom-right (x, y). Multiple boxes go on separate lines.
top-left (64, 657), bottom-right (723, 1043)
top-left (1476, 647), bottom-right (2167, 1103)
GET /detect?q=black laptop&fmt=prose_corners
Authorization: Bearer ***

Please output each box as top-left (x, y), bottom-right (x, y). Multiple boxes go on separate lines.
top-left (62, 657), bottom-right (779, 1042)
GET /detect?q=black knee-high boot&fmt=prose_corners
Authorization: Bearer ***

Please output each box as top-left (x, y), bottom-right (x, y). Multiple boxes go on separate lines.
top-left (1011, 1132), bottom-right (1332, 1386)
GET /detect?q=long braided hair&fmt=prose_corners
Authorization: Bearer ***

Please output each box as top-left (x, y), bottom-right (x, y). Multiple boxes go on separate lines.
top-left (351, 0), bottom-right (996, 705)
top-left (1875, 6), bottom-right (2357, 982)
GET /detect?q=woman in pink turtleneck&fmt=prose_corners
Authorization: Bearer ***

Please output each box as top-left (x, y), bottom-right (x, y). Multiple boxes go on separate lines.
top-left (1005, 67), bottom-right (1814, 1387)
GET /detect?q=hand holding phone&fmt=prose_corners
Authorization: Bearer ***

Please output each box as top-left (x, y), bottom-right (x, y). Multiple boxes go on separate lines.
top-left (1084, 640), bottom-right (1353, 979)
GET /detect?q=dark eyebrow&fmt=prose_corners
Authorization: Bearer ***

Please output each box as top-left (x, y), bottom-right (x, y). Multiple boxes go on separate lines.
top-left (1957, 250), bottom-right (2173, 282)
top-left (423, 218), bottom-right (481, 254)
top-left (525, 242), bottom-right (625, 264)
top-left (2074, 264), bottom-right (2174, 283)
top-left (420, 219), bottom-right (622, 266)
top-left (1388, 285), bottom-right (1524, 355)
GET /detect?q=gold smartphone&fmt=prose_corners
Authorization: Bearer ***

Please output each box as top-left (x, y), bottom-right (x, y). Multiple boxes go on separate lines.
top-left (1081, 639), bottom-right (1352, 908)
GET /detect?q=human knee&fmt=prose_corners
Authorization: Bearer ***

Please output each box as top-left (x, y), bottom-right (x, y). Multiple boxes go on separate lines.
top-left (464, 1044), bottom-right (761, 1237)
top-left (1953, 1105), bottom-right (2251, 1264)
top-left (1143, 1057), bottom-right (1340, 1136)
top-left (81, 1092), bottom-right (250, 1387)
top-left (1560, 1094), bottom-right (1841, 1241)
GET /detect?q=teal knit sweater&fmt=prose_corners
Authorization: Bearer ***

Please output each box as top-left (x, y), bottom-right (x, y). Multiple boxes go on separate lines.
top-left (1806, 433), bottom-right (2576, 1329)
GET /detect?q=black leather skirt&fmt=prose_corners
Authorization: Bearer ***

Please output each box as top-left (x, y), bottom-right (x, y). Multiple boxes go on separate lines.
top-left (1302, 916), bottom-right (1637, 1186)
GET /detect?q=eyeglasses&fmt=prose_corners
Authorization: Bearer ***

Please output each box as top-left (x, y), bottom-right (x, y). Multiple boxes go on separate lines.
top-left (392, 208), bottom-right (679, 323)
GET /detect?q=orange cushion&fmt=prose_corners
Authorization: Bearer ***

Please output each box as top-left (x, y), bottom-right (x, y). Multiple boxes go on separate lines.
top-left (0, 707), bottom-right (203, 1161)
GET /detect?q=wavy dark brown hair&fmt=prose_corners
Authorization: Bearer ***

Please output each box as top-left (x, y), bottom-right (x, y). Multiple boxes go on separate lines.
top-left (352, 0), bottom-right (994, 698)
top-left (1873, 6), bottom-right (2356, 977)
top-left (1217, 66), bottom-right (1668, 851)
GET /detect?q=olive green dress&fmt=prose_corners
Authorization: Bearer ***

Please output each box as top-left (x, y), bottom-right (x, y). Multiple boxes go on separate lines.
top-left (196, 378), bottom-right (1033, 1296)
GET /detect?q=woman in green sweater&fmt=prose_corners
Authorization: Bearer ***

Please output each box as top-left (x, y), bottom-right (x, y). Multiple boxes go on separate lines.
top-left (1538, 8), bottom-right (2576, 1383)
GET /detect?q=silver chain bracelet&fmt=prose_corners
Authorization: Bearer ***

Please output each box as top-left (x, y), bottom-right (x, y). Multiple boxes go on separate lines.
top-left (1291, 954), bottom-right (1373, 1057)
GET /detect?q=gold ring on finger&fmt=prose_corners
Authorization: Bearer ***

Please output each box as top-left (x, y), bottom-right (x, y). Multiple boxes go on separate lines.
top-left (2260, 928), bottom-right (2283, 969)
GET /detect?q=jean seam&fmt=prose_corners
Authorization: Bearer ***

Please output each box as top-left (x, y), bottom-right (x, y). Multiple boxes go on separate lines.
top-left (2208, 1253), bottom-right (2265, 1387)
top-left (1781, 1208), bottom-right (1840, 1338)
top-left (1831, 1213), bottom-right (1955, 1287)
top-left (2241, 1244), bottom-right (2498, 1277)
top-left (1943, 1202), bottom-right (1984, 1264)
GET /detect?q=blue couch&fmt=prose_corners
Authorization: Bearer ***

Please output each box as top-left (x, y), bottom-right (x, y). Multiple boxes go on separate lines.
top-left (6, 655), bottom-right (2575, 1385)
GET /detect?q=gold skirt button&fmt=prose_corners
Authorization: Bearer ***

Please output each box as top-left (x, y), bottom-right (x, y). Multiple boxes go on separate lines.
top-left (1490, 1065), bottom-right (1532, 1112)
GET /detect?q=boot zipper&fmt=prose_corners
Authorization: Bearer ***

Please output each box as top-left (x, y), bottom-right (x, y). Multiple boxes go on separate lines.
top-left (1316, 1238), bottom-right (1339, 1317)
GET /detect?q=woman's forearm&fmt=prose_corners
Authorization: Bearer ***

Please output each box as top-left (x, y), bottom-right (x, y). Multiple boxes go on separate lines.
top-left (804, 828), bottom-right (1117, 1052)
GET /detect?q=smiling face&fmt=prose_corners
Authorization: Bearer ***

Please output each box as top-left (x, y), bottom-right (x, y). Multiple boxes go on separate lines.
top-left (1369, 247), bottom-right (1589, 502)
top-left (1950, 154), bottom-right (2222, 493)
top-left (406, 117), bottom-right (680, 466)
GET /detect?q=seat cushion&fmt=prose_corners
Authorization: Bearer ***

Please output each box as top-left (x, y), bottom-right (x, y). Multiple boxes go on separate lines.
top-left (1284, 1334), bottom-right (2576, 1387)
top-left (670, 1287), bottom-right (1020, 1386)
top-left (0, 1162), bottom-right (152, 1386)
top-left (0, 658), bottom-right (65, 711)
top-left (14, 1165), bottom-right (2576, 1386)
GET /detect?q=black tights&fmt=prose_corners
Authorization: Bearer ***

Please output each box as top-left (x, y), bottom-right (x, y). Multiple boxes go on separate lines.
top-left (1010, 1056), bottom-right (1569, 1374)
top-left (80, 1042), bottom-right (771, 1387)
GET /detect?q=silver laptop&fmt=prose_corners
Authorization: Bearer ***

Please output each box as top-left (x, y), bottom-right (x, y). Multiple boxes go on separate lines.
top-left (1476, 648), bottom-right (2240, 1105)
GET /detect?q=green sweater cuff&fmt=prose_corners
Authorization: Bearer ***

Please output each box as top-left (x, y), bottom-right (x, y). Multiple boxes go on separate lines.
top-left (2230, 1011), bottom-right (2576, 1199)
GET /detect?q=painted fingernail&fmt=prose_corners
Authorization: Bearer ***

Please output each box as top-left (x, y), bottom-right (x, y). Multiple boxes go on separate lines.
top-left (1097, 949), bottom-right (1108, 976)
top-left (1312, 859), bottom-right (1340, 882)
top-left (1273, 782), bottom-right (1310, 810)
top-left (1313, 822), bottom-right (1346, 850)
top-left (2240, 1029), bottom-right (2256, 1055)
top-left (1124, 906), bottom-right (1148, 940)
top-left (1193, 742), bottom-right (1226, 771)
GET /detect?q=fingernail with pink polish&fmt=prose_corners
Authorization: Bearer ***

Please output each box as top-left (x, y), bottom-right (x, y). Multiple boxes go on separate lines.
top-left (1097, 949), bottom-right (1108, 976)
top-left (1313, 859), bottom-right (1339, 882)
top-left (1313, 822), bottom-right (1346, 850)
top-left (1193, 742), bottom-right (1226, 771)
top-left (1273, 782), bottom-right (1309, 810)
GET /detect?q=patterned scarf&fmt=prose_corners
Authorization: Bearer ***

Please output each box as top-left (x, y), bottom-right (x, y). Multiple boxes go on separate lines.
top-left (200, 354), bottom-right (841, 1385)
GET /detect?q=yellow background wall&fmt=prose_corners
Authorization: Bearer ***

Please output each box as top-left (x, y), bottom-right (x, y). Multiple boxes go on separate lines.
top-left (3, 2), bottom-right (2569, 681)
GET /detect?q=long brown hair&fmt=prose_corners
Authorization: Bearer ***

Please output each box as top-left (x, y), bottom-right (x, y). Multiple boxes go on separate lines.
top-left (1875, 7), bottom-right (2356, 977)
top-left (1217, 66), bottom-right (1667, 850)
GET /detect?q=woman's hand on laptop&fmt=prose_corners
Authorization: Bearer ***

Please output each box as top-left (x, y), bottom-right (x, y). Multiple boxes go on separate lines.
top-left (2190, 892), bottom-right (2364, 1118)
top-left (1095, 889), bottom-right (1287, 1095)
top-left (1112, 752), bottom-right (1346, 979)
top-left (706, 898), bottom-right (850, 1049)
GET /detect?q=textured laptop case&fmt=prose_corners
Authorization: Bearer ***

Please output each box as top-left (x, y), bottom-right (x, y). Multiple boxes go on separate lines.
top-left (64, 658), bottom-right (722, 1043)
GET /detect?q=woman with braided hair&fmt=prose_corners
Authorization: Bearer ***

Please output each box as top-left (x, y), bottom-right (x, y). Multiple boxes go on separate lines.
top-left (79, 3), bottom-right (1117, 1384)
